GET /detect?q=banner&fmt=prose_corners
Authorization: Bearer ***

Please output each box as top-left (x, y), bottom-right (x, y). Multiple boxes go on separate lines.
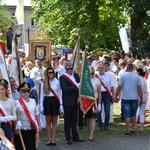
top-left (72, 37), bottom-right (80, 73)
top-left (15, 0), bottom-right (24, 25)
top-left (0, 47), bottom-right (12, 99)
top-left (79, 51), bottom-right (96, 115)
top-left (9, 36), bottom-right (22, 85)
top-left (0, 42), bottom-right (7, 54)
top-left (119, 27), bottom-right (130, 53)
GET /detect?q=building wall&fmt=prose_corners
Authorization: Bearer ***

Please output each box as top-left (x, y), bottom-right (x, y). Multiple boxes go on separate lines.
top-left (7, 6), bottom-right (39, 48)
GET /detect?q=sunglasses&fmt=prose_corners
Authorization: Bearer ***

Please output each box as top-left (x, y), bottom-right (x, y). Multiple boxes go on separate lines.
top-left (66, 68), bottom-right (73, 71)
top-left (21, 89), bottom-right (30, 93)
top-left (48, 71), bottom-right (55, 74)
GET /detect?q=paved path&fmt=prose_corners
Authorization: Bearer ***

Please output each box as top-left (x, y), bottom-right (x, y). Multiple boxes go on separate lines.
top-left (39, 135), bottom-right (150, 150)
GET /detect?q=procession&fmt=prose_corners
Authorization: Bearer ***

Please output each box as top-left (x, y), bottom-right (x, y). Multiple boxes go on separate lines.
top-left (0, 0), bottom-right (150, 150)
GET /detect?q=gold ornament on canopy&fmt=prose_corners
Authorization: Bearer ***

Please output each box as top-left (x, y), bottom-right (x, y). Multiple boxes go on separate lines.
top-left (31, 29), bottom-right (50, 41)
top-left (29, 29), bottom-right (52, 67)
top-left (96, 50), bottom-right (103, 56)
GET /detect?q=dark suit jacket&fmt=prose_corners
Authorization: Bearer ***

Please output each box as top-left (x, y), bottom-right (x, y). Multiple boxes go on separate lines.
top-left (59, 73), bottom-right (80, 106)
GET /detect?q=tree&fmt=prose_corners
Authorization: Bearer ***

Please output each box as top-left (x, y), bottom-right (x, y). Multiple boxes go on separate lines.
top-left (31, 0), bottom-right (128, 51)
top-left (0, 0), bottom-right (14, 42)
top-left (129, 0), bottom-right (150, 55)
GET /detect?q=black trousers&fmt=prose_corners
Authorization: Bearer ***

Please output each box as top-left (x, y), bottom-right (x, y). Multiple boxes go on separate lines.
top-left (1, 122), bottom-right (12, 142)
top-left (14, 130), bottom-right (36, 150)
top-left (64, 106), bottom-right (79, 141)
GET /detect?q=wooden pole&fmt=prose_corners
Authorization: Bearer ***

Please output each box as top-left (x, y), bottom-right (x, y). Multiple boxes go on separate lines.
top-left (18, 130), bottom-right (26, 150)
top-left (77, 36), bottom-right (80, 74)
top-left (35, 133), bottom-right (39, 149)
top-left (77, 35), bottom-right (80, 128)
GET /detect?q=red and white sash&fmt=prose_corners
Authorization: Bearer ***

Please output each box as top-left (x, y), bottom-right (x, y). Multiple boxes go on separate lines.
top-left (0, 103), bottom-right (12, 128)
top-left (95, 74), bottom-right (113, 103)
top-left (40, 79), bottom-right (60, 101)
top-left (62, 73), bottom-right (78, 88)
top-left (19, 98), bottom-right (39, 133)
top-left (49, 87), bottom-right (59, 101)
top-left (92, 101), bottom-right (98, 113)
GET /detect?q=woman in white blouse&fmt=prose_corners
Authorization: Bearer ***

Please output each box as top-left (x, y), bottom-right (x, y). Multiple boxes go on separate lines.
top-left (0, 79), bottom-right (16, 142)
top-left (15, 82), bottom-right (42, 150)
top-left (40, 67), bottom-right (63, 146)
top-left (136, 68), bottom-right (148, 131)
top-left (85, 67), bottom-right (101, 142)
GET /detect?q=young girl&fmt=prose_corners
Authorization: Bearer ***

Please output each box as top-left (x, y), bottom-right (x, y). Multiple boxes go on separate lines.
top-left (0, 79), bottom-right (16, 142)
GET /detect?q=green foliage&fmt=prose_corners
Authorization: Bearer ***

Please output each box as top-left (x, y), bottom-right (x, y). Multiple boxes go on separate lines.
top-left (31, 0), bottom-right (129, 51)
top-left (127, 0), bottom-right (150, 52)
top-left (0, 0), bottom-right (14, 42)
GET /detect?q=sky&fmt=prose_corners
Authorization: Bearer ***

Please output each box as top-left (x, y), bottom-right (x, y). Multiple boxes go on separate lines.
top-left (2, 0), bottom-right (31, 6)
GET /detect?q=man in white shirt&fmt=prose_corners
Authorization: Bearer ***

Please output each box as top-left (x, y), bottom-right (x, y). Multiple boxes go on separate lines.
top-left (91, 54), bottom-right (99, 69)
top-left (96, 62), bottom-right (115, 131)
top-left (30, 59), bottom-right (46, 92)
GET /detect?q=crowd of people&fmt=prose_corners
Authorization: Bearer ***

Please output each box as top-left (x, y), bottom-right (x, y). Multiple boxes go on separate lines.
top-left (1, 50), bottom-right (150, 149)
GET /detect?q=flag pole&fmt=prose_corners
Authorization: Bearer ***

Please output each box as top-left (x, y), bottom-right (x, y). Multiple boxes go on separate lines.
top-left (77, 35), bottom-right (80, 128)
top-left (18, 130), bottom-right (26, 150)
top-left (77, 35), bottom-right (80, 74)
top-left (14, 35), bottom-right (23, 84)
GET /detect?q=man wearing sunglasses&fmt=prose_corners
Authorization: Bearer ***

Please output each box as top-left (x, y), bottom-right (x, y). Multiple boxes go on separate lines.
top-left (60, 61), bottom-right (84, 145)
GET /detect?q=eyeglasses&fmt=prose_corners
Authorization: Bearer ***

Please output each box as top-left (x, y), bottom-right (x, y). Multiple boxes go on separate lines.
top-left (66, 68), bottom-right (73, 71)
top-left (48, 71), bottom-right (55, 74)
top-left (21, 89), bottom-right (30, 93)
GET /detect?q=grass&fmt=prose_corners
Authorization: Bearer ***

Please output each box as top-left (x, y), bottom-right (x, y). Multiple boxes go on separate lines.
top-left (39, 103), bottom-right (150, 142)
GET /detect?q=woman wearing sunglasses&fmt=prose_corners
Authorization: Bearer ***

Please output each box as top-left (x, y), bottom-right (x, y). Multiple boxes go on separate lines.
top-left (14, 82), bottom-right (42, 150)
top-left (40, 67), bottom-right (63, 146)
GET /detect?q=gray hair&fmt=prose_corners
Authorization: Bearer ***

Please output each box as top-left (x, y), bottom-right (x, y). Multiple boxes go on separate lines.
top-left (65, 61), bottom-right (73, 69)
top-left (126, 64), bottom-right (134, 71)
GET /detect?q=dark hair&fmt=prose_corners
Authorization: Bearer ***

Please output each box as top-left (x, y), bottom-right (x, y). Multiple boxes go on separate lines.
top-left (137, 68), bottom-right (145, 77)
top-left (9, 77), bottom-right (14, 80)
top-left (113, 57), bottom-right (119, 62)
top-left (44, 67), bottom-right (55, 95)
top-left (46, 67), bottom-right (55, 75)
top-left (126, 64), bottom-right (134, 71)
top-left (104, 61), bottom-right (110, 66)
top-left (0, 79), bottom-right (8, 88)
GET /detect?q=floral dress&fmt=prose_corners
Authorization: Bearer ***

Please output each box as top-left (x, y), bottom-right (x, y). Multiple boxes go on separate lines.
top-left (0, 140), bottom-right (15, 150)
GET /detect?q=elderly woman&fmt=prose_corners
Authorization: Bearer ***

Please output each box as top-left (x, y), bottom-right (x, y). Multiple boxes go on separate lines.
top-left (24, 77), bottom-right (39, 105)
top-left (0, 79), bottom-right (16, 142)
top-left (24, 61), bottom-right (33, 77)
top-left (15, 82), bottom-right (42, 150)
